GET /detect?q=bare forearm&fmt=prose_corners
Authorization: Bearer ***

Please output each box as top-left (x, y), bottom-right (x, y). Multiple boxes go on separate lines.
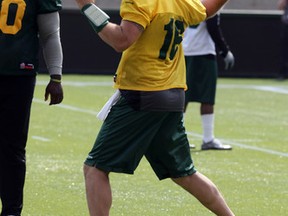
top-left (75, 0), bottom-right (143, 52)
top-left (98, 23), bottom-right (129, 52)
top-left (99, 21), bottom-right (143, 52)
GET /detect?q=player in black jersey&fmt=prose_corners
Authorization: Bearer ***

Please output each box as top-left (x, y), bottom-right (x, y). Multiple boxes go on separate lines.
top-left (0, 1), bottom-right (63, 215)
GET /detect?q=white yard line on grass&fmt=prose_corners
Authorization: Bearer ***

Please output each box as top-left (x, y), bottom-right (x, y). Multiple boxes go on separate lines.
top-left (36, 80), bottom-right (113, 87)
top-left (186, 132), bottom-right (288, 157)
top-left (31, 136), bottom-right (50, 142)
top-left (33, 82), bottom-right (288, 157)
top-left (218, 84), bottom-right (288, 94)
top-left (32, 98), bottom-right (99, 116)
top-left (36, 80), bottom-right (288, 94)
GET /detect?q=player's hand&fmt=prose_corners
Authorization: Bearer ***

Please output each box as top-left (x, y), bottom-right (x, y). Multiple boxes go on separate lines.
top-left (223, 51), bottom-right (235, 70)
top-left (45, 79), bottom-right (64, 105)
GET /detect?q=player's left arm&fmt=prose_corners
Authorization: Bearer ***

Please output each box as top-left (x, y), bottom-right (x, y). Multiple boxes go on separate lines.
top-left (38, 12), bottom-right (64, 105)
top-left (207, 14), bottom-right (234, 70)
top-left (75, 0), bottom-right (144, 52)
top-left (206, 14), bottom-right (229, 57)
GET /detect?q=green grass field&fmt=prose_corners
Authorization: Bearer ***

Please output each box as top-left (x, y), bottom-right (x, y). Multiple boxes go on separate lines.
top-left (6, 75), bottom-right (288, 215)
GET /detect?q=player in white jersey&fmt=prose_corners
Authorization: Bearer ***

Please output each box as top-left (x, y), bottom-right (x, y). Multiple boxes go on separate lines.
top-left (183, 13), bottom-right (234, 150)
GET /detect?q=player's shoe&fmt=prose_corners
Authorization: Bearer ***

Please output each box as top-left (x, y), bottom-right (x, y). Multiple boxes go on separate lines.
top-left (189, 144), bottom-right (196, 149)
top-left (201, 138), bottom-right (232, 150)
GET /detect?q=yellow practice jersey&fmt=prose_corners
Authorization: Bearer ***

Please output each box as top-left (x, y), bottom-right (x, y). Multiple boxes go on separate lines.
top-left (114, 0), bottom-right (206, 91)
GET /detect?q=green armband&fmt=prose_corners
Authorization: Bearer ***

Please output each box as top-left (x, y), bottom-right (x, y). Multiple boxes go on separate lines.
top-left (82, 3), bottom-right (110, 33)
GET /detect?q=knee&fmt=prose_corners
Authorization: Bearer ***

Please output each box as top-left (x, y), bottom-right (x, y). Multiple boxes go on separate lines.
top-left (83, 164), bottom-right (95, 180)
top-left (83, 164), bottom-right (89, 178)
top-left (83, 164), bottom-right (109, 180)
top-left (172, 173), bottom-right (194, 187)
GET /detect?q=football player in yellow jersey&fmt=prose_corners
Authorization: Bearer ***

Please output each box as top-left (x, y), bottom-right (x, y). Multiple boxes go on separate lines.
top-left (75, 0), bottom-right (235, 215)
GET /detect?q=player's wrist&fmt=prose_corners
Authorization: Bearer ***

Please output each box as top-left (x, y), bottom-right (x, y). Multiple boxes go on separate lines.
top-left (81, 3), bottom-right (110, 33)
top-left (219, 50), bottom-right (228, 58)
top-left (50, 75), bottom-right (62, 83)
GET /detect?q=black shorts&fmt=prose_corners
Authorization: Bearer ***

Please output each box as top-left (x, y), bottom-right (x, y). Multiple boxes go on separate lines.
top-left (185, 55), bottom-right (218, 104)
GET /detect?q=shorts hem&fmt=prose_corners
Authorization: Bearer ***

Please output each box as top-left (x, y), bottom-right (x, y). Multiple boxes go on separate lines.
top-left (84, 161), bottom-right (134, 175)
top-left (158, 168), bottom-right (197, 180)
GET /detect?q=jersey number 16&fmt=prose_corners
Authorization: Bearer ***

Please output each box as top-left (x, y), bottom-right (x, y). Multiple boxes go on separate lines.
top-left (159, 18), bottom-right (184, 61)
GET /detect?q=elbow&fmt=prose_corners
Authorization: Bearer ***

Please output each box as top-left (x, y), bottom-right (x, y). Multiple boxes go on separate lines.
top-left (113, 46), bottom-right (126, 53)
top-left (112, 42), bottom-right (131, 53)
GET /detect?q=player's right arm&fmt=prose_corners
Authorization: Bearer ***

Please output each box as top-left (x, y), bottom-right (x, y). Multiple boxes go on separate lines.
top-left (98, 20), bottom-right (144, 52)
top-left (75, 0), bottom-right (143, 52)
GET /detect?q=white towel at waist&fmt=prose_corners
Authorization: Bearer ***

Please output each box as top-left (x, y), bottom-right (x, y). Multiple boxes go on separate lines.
top-left (97, 90), bottom-right (121, 121)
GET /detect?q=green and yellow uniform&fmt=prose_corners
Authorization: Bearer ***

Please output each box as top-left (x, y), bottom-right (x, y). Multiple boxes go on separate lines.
top-left (114, 0), bottom-right (206, 91)
top-left (85, 0), bottom-right (207, 180)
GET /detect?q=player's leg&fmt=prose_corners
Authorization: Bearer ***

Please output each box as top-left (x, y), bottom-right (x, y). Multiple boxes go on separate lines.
top-left (83, 165), bottom-right (111, 216)
top-left (172, 172), bottom-right (234, 216)
top-left (200, 103), bottom-right (214, 142)
top-left (147, 111), bottom-right (234, 215)
top-left (198, 55), bottom-right (217, 144)
top-left (184, 56), bottom-right (197, 148)
top-left (0, 76), bottom-right (35, 216)
top-left (184, 56), bottom-right (195, 113)
top-left (195, 55), bottom-right (231, 150)
top-left (83, 96), bottom-right (167, 215)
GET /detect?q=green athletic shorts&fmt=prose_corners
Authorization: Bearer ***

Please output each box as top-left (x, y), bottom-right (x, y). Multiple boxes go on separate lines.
top-left (84, 97), bottom-right (196, 180)
top-left (185, 55), bottom-right (218, 104)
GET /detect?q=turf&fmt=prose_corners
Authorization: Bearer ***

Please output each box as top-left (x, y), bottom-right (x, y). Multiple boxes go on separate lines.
top-left (3, 75), bottom-right (288, 215)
